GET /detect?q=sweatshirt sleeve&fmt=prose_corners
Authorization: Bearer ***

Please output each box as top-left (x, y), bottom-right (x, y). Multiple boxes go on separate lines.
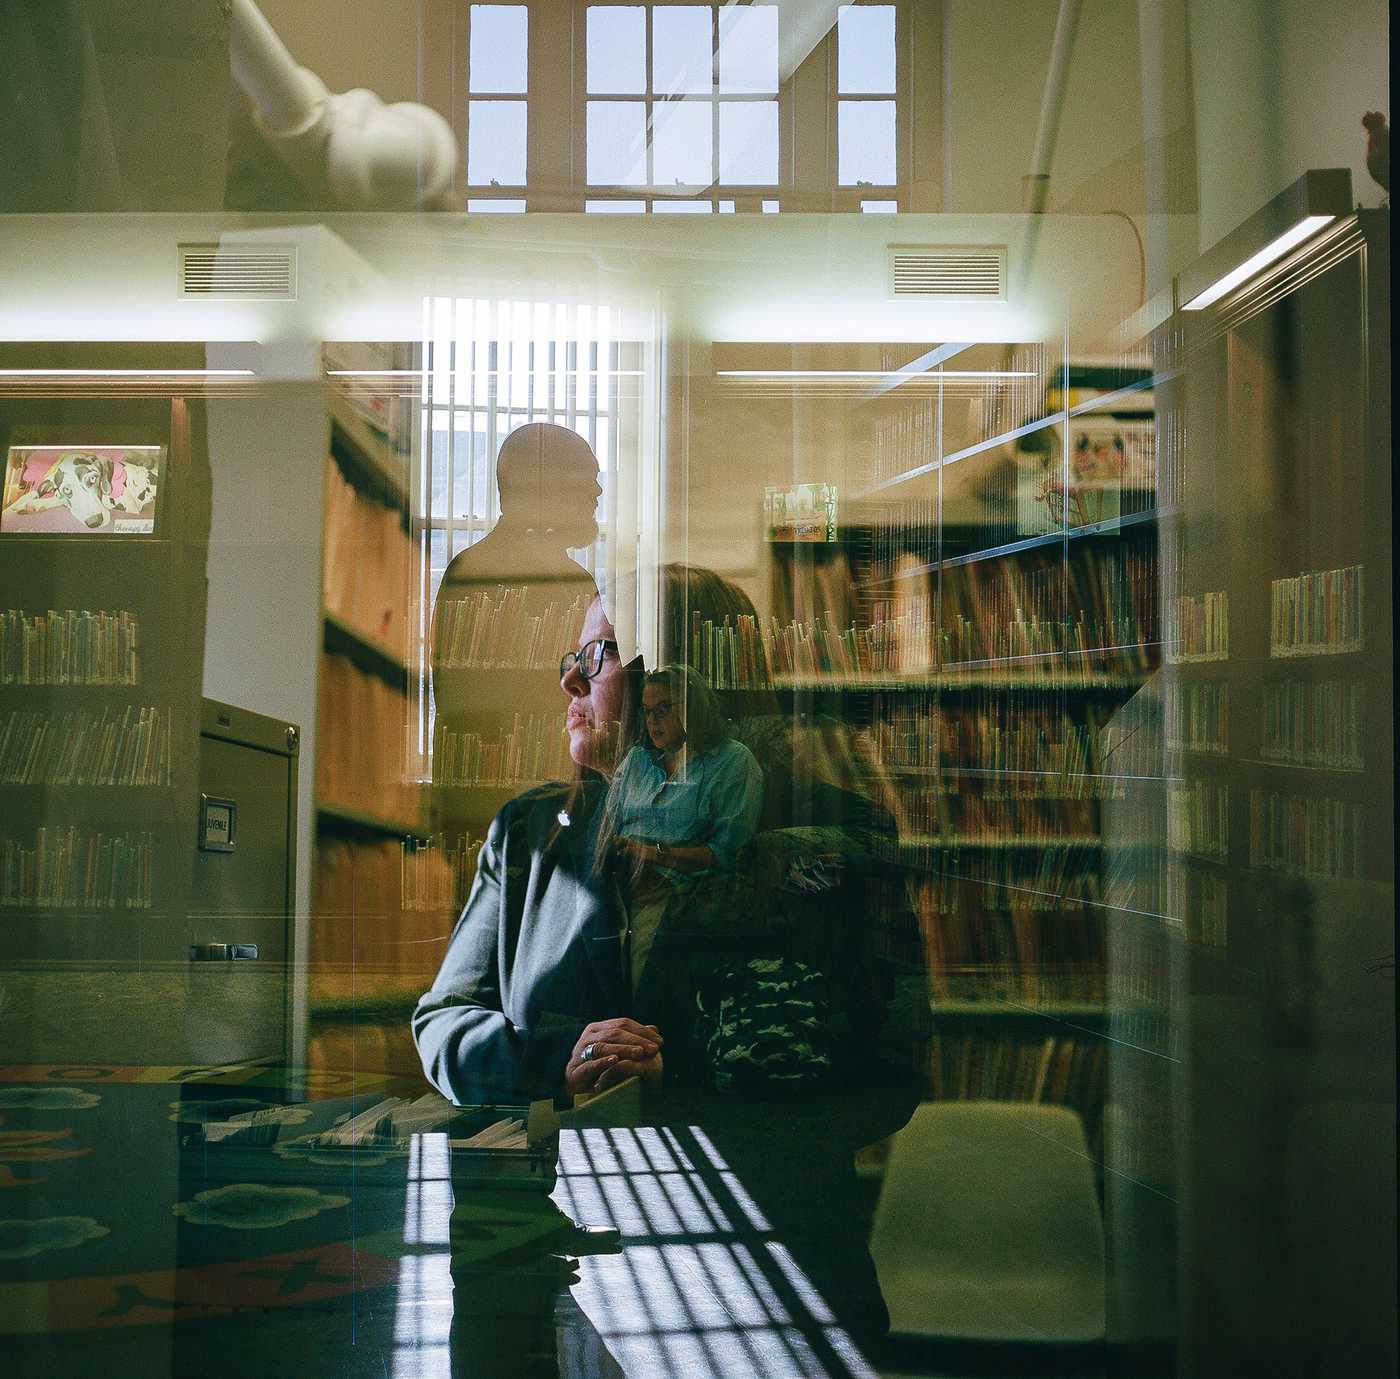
top-left (411, 804), bottom-right (580, 1104)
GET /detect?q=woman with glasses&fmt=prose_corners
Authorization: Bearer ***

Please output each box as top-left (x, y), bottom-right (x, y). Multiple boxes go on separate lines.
top-left (416, 590), bottom-right (668, 1106)
top-left (599, 664), bottom-right (763, 991)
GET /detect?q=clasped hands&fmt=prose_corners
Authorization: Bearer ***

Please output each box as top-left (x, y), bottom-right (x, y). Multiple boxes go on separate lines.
top-left (564, 1017), bottom-right (664, 1097)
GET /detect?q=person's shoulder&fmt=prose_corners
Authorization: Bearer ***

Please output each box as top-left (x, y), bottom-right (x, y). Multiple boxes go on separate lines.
top-left (712, 735), bottom-right (760, 770)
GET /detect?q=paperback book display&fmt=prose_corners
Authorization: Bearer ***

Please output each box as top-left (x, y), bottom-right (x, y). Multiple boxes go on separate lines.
top-left (763, 483), bottom-right (838, 542)
top-left (1, 825), bottom-right (154, 909)
top-left (401, 832), bottom-right (481, 915)
top-left (0, 705), bottom-right (173, 786)
top-left (0, 607), bottom-right (141, 685)
top-left (1269, 563), bottom-right (1364, 657)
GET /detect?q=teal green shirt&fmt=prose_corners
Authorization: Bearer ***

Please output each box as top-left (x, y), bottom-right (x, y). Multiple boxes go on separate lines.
top-left (607, 736), bottom-right (763, 869)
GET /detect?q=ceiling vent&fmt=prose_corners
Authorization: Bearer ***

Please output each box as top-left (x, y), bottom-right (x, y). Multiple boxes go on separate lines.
top-left (888, 245), bottom-right (1007, 301)
top-left (179, 244), bottom-right (297, 299)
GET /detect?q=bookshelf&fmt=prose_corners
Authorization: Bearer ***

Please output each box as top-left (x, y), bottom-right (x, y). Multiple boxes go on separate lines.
top-left (0, 345), bottom-right (213, 1058)
top-left (308, 344), bottom-right (454, 1022)
top-left (1157, 195), bottom-right (1393, 1370)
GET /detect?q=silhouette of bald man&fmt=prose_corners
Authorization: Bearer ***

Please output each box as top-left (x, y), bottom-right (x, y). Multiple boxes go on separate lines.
top-left (430, 424), bottom-right (603, 850)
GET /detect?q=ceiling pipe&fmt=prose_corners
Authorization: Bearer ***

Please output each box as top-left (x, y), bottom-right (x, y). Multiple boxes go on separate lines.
top-left (229, 0), bottom-right (457, 210)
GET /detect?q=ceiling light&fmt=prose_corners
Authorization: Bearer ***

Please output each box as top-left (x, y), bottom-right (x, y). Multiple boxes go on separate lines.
top-left (1181, 216), bottom-right (1334, 311)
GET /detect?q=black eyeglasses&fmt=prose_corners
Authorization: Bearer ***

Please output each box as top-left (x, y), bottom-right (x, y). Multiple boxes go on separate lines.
top-left (560, 638), bottom-right (618, 680)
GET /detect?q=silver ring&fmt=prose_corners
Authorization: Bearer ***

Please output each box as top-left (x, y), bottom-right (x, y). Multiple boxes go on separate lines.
top-left (580, 1042), bottom-right (597, 1063)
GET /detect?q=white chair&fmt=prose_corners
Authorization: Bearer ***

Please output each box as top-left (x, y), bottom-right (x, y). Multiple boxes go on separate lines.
top-left (869, 1101), bottom-right (1106, 1342)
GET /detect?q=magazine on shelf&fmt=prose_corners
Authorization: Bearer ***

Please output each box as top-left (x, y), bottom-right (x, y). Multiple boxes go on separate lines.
top-left (1, 445), bottom-right (165, 536)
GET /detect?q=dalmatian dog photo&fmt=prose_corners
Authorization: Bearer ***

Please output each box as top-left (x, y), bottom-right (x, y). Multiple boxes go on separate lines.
top-left (1, 446), bottom-right (162, 534)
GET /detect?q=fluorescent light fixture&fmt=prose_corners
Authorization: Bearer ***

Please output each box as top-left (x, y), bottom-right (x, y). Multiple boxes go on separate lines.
top-left (1181, 215), bottom-right (1334, 310)
top-left (0, 368), bottom-right (254, 376)
top-left (716, 369), bottom-right (1035, 379)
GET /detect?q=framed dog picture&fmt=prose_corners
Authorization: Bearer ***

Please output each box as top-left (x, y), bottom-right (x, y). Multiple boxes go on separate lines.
top-left (1, 444), bottom-right (166, 536)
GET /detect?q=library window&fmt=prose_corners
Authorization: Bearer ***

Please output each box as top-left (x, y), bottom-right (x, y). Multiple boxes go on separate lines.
top-left (466, 4), bottom-right (530, 199)
top-left (414, 294), bottom-right (655, 759)
top-left (836, 3), bottom-right (897, 191)
top-left (584, 2), bottom-right (780, 209)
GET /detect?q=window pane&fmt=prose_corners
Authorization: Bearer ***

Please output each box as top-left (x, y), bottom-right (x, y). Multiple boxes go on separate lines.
top-left (837, 4), bottom-right (896, 93)
top-left (585, 199), bottom-right (649, 212)
top-left (860, 199), bottom-right (898, 212)
top-left (467, 101), bottom-right (528, 184)
top-left (719, 101), bottom-right (778, 184)
top-left (719, 5), bottom-right (778, 93)
top-left (718, 199), bottom-right (735, 212)
top-left (588, 6), bottom-right (646, 93)
top-left (469, 5), bottom-right (528, 93)
top-left (761, 198), bottom-right (780, 212)
top-left (653, 6), bottom-right (713, 94)
top-left (453, 414), bottom-right (491, 520)
top-left (587, 101), bottom-right (648, 184)
top-left (838, 99), bottom-right (896, 184)
top-left (652, 200), bottom-right (713, 213)
top-left (652, 100), bottom-right (712, 185)
top-left (467, 199), bottom-right (527, 212)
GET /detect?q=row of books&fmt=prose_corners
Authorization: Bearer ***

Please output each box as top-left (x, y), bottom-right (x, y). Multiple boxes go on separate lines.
top-left (324, 344), bottom-right (414, 459)
top-left (315, 653), bottom-right (420, 823)
top-left (1167, 781), bottom-right (1229, 861)
top-left (1, 608), bottom-right (141, 686)
top-left (902, 790), bottom-right (1097, 840)
top-left (322, 458), bottom-right (414, 647)
top-left (923, 963), bottom-right (1106, 1005)
top-left (1165, 681), bottom-right (1228, 755)
top-left (310, 837), bottom-right (451, 1001)
top-left (1166, 590), bottom-right (1229, 662)
top-left (927, 1031), bottom-right (1105, 1115)
top-left (856, 499), bottom-right (936, 579)
top-left (435, 587), bottom-right (593, 671)
top-left (1261, 679), bottom-right (1363, 769)
top-left (0, 826), bottom-right (154, 909)
top-left (1248, 789), bottom-right (1363, 880)
top-left (1270, 563), bottom-right (1364, 657)
top-left (0, 706), bottom-right (173, 787)
top-left (944, 341), bottom-right (1053, 458)
top-left (432, 713), bottom-right (571, 787)
top-left (873, 706), bottom-right (1105, 777)
top-left (402, 832), bottom-right (482, 914)
top-left (917, 846), bottom-right (1103, 912)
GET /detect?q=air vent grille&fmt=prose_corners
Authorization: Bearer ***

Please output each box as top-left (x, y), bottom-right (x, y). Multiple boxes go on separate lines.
top-left (888, 246), bottom-right (1007, 300)
top-left (179, 245), bottom-right (297, 299)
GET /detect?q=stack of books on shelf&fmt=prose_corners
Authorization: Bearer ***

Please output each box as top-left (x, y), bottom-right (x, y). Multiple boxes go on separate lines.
top-left (1167, 781), bottom-right (1229, 861)
top-left (315, 652), bottom-right (418, 823)
top-left (432, 713), bottom-right (571, 788)
top-left (1166, 682), bottom-right (1229, 755)
top-left (1, 607), bottom-right (141, 685)
top-left (1, 825), bottom-right (154, 909)
top-left (311, 837), bottom-right (451, 1000)
top-left (324, 342), bottom-right (414, 460)
top-left (1261, 680), bottom-right (1362, 768)
top-left (0, 705), bottom-right (173, 786)
top-left (322, 462), bottom-right (412, 647)
top-left (1248, 790), bottom-right (1363, 880)
top-left (1269, 563), bottom-right (1365, 656)
top-left (1166, 590), bottom-right (1229, 662)
top-left (961, 341), bottom-right (1050, 445)
top-left (436, 588), bottom-right (592, 670)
